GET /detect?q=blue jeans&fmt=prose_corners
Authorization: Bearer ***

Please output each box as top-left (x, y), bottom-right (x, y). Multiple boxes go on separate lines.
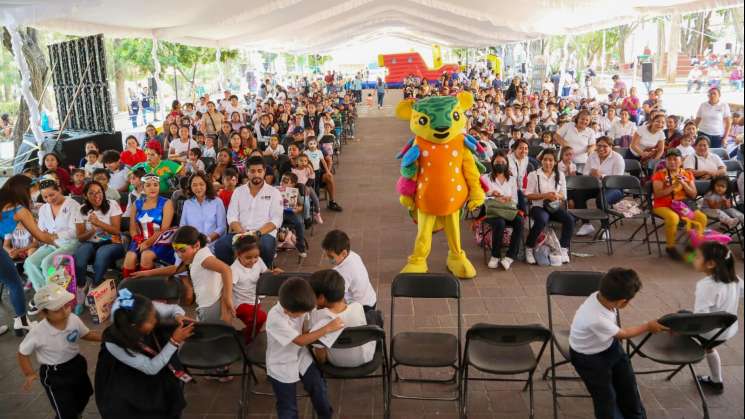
top-left (214, 232), bottom-right (276, 267)
top-left (74, 241), bottom-right (125, 287)
top-left (526, 206), bottom-right (575, 248)
top-left (699, 132), bottom-right (723, 149)
top-left (269, 363), bottom-right (332, 419)
top-left (485, 215), bottom-right (523, 259)
top-left (129, 112), bottom-right (139, 128)
top-left (0, 248), bottom-right (26, 317)
top-left (377, 92), bottom-right (384, 107)
top-left (282, 212), bottom-right (306, 252)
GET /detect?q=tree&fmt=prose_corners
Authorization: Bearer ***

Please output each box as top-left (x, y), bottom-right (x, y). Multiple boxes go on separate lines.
top-left (158, 42), bottom-right (237, 100)
top-left (2, 26), bottom-right (48, 152)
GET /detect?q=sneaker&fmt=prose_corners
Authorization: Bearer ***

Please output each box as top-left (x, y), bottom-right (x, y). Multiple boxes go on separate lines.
top-left (500, 257), bottom-right (514, 271)
top-left (0, 325), bottom-right (7, 336)
top-left (327, 201), bottom-right (343, 212)
top-left (13, 316), bottom-right (37, 337)
top-left (205, 375), bottom-right (235, 383)
top-left (27, 300), bottom-right (40, 316)
top-left (298, 252), bottom-right (308, 258)
top-left (525, 248), bottom-right (536, 265)
top-left (560, 248), bottom-right (570, 264)
top-left (313, 213), bottom-right (324, 224)
top-left (23, 281), bottom-right (32, 291)
top-left (487, 257), bottom-right (500, 269)
top-left (697, 375), bottom-right (724, 394)
top-left (576, 223), bottom-right (595, 237)
top-left (599, 230), bottom-right (609, 240)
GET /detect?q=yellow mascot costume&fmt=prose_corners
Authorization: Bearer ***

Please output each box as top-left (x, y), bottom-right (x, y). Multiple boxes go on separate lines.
top-left (395, 91), bottom-right (485, 279)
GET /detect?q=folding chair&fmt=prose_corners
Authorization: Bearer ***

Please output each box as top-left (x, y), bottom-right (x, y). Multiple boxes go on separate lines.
top-left (614, 147), bottom-right (629, 158)
top-left (313, 325), bottom-right (390, 418)
top-left (545, 271), bottom-right (604, 419)
top-left (629, 312), bottom-right (738, 419)
top-left (724, 159), bottom-right (742, 178)
top-left (528, 145), bottom-right (543, 159)
top-left (178, 321), bottom-right (252, 418)
top-left (566, 175), bottom-right (612, 255)
top-left (603, 175), bottom-right (658, 255)
top-left (623, 159), bottom-right (642, 177)
top-left (118, 276), bottom-right (181, 302)
top-left (389, 273), bottom-right (462, 408)
top-left (695, 179), bottom-right (711, 198)
top-left (461, 324), bottom-right (551, 419)
top-left (709, 148), bottom-right (729, 160)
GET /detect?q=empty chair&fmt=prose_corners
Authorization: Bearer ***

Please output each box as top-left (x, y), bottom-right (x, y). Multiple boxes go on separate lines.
top-left (603, 175), bottom-right (659, 255)
top-left (461, 323), bottom-right (551, 419)
top-left (725, 159), bottom-right (743, 176)
top-left (389, 273), bottom-right (462, 408)
top-left (566, 175), bottom-right (612, 255)
top-left (118, 276), bottom-right (181, 302)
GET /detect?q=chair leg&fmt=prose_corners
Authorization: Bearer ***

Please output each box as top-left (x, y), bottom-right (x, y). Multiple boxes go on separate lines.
top-left (461, 365), bottom-right (469, 419)
top-left (689, 363), bottom-right (710, 419)
top-left (528, 372), bottom-right (535, 419)
top-left (665, 364), bottom-right (686, 381)
top-left (550, 342), bottom-right (559, 419)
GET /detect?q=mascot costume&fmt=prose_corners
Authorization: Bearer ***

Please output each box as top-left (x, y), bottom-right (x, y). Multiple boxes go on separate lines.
top-left (395, 91), bottom-right (486, 279)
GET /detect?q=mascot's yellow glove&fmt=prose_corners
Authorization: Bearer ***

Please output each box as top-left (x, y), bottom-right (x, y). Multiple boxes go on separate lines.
top-left (467, 197), bottom-right (484, 212)
top-left (400, 195), bottom-right (415, 211)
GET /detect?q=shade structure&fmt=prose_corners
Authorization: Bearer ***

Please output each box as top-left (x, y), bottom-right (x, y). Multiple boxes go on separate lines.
top-left (1, 0), bottom-right (741, 52)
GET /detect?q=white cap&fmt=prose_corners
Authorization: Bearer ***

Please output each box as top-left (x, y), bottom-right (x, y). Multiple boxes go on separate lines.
top-left (33, 283), bottom-right (74, 311)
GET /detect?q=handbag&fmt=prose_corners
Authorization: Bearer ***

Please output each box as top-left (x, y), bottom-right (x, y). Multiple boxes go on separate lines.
top-left (484, 199), bottom-right (518, 221)
top-left (537, 174), bottom-right (562, 214)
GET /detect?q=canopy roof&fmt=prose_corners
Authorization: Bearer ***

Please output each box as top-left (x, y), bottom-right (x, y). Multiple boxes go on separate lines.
top-left (1, 0), bottom-right (741, 52)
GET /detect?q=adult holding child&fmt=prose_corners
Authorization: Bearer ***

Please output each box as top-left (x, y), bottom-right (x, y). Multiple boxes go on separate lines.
top-left (554, 109), bottom-right (596, 174)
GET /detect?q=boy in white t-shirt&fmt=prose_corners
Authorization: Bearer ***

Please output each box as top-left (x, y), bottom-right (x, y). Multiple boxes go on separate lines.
top-left (309, 269), bottom-right (375, 368)
top-left (569, 268), bottom-right (667, 419)
top-left (321, 230), bottom-right (377, 311)
top-left (266, 278), bottom-right (343, 419)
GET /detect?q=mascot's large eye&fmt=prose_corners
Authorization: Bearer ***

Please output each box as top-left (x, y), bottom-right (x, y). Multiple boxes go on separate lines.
top-left (452, 111), bottom-right (460, 121)
top-left (418, 116), bottom-right (428, 126)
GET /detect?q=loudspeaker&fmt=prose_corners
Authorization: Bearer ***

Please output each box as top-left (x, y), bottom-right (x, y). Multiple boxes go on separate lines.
top-left (641, 62), bottom-right (654, 83)
top-left (148, 77), bottom-right (158, 95)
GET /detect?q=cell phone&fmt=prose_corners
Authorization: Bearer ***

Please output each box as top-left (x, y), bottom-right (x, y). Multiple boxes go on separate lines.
top-left (181, 319), bottom-right (195, 327)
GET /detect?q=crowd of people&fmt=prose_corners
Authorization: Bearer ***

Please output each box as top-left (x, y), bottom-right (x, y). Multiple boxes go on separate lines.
top-left (0, 64), bottom-right (742, 419)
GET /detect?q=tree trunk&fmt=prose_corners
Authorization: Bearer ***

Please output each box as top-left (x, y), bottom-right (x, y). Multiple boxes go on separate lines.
top-left (655, 18), bottom-right (666, 77)
top-left (112, 40), bottom-right (127, 112)
top-left (2, 27), bottom-right (48, 153)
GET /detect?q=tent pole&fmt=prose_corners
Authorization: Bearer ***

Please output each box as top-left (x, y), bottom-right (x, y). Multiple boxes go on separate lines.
top-left (216, 47), bottom-right (224, 92)
top-left (601, 29), bottom-right (606, 75)
top-left (151, 35), bottom-right (164, 121)
top-left (8, 25), bottom-right (44, 150)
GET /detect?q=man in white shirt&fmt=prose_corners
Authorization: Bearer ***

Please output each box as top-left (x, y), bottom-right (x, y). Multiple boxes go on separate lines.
top-left (214, 156), bottom-right (284, 267)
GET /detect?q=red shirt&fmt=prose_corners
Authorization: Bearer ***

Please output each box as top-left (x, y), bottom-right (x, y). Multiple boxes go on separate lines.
top-left (218, 189), bottom-right (234, 209)
top-left (120, 149), bottom-right (147, 167)
top-left (68, 182), bottom-right (84, 196)
top-left (54, 167), bottom-right (72, 193)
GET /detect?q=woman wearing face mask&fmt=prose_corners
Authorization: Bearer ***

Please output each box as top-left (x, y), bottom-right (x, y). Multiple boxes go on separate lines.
top-left (480, 152), bottom-right (523, 270)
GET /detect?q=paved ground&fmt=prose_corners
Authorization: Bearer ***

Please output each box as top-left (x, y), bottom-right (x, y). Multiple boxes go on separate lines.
top-left (0, 91), bottom-right (742, 419)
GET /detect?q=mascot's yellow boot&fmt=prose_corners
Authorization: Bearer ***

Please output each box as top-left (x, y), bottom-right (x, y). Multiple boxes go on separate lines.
top-left (401, 210), bottom-right (434, 274)
top-left (443, 211), bottom-right (476, 279)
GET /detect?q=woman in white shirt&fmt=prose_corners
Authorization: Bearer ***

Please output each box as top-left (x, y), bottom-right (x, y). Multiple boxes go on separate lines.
top-left (555, 109), bottom-right (596, 173)
top-left (628, 113), bottom-right (665, 163)
top-left (524, 149), bottom-right (574, 264)
top-left (24, 178), bottom-right (81, 292)
top-left (508, 139), bottom-right (532, 212)
top-left (683, 136), bottom-right (727, 179)
top-left (480, 152), bottom-right (524, 270)
top-left (575, 137), bottom-right (626, 236)
top-left (695, 87), bottom-right (732, 148)
top-left (609, 109), bottom-right (636, 147)
top-left (73, 181), bottom-right (124, 295)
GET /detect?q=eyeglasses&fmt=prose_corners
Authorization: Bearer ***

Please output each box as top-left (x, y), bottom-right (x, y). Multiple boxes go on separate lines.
top-left (86, 190), bottom-right (104, 196)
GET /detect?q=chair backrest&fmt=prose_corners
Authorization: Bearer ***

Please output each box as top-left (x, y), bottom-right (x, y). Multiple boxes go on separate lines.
top-left (646, 159), bottom-right (660, 172)
top-left (256, 272), bottom-right (312, 297)
top-left (118, 276), bottom-right (181, 301)
top-left (725, 159), bottom-right (743, 173)
top-left (603, 175), bottom-right (643, 194)
top-left (189, 320), bottom-right (240, 342)
top-left (710, 148), bottom-right (729, 160)
top-left (466, 323), bottom-right (551, 346)
top-left (331, 325), bottom-right (385, 349)
top-left (658, 312), bottom-right (738, 338)
top-left (614, 147), bottom-right (629, 157)
top-left (695, 179), bottom-right (711, 198)
top-left (528, 146), bottom-right (543, 158)
top-left (566, 175), bottom-right (601, 192)
top-left (546, 271), bottom-right (603, 297)
top-left (391, 273), bottom-right (460, 299)
top-left (623, 159), bottom-right (643, 174)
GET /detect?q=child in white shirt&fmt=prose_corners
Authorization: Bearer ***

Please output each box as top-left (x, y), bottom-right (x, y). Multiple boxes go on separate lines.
top-left (84, 150), bottom-right (104, 177)
top-left (570, 268), bottom-right (667, 419)
top-left (309, 269), bottom-right (376, 368)
top-left (692, 242), bottom-right (743, 392)
top-left (321, 229), bottom-right (377, 311)
top-left (676, 134), bottom-right (696, 159)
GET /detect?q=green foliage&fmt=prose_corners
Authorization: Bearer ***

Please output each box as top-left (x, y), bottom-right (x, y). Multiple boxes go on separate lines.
top-left (0, 100), bottom-right (18, 116)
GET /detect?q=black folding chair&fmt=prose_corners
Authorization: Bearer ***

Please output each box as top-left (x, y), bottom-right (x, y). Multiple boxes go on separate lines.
top-left (178, 321), bottom-right (252, 418)
top-left (709, 148), bottom-right (729, 160)
top-left (313, 325), bottom-right (390, 418)
top-left (389, 273), bottom-right (462, 409)
top-left (724, 159), bottom-right (742, 178)
top-left (545, 271), bottom-right (604, 419)
top-left (629, 312), bottom-right (738, 419)
top-left (603, 175), bottom-right (658, 255)
top-left (118, 276), bottom-right (182, 302)
top-left (623, 159), bottom-right (642, 177)
top-left (566, 175), bottom-right (612, 255)
top-left (695, 179), bottom-right (712, 199)
top-left (461, 324), bottom-right (551, 419)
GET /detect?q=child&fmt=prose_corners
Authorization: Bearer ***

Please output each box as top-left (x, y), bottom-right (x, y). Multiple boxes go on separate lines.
top-left (558, 146), bottom-right (577, 177)
top-left (539, 131), bottom-right (558, 150)
top-left (78, 140), bottom-right (99, 168)
top-left (4, 222), bottom-right (37, 262)
top-left (231, 234), bottom-right (282, 342)
top-left (18, 283), bottom-right (101, 419)
top-left (265, 277), bottom-right (343, 419)
top-left (309, 269), bottom-right (376, 367)
top-left (185, 147), bottom-right (205, 175)
top-left (702, 175), bottom-right (743, 229)
top-left (569, 268), bottom-right (667, 419)
top-left (202, 135), bottom-right (217, 159)
top-left (321, 230), bottom-right (377, 311)
top-left (279, 173), bottom-right (309, 256)
top-left (102, 150), bottom-right (130, 194)
top-left (676, 133), bottom-right (695, 159)
top-left (125, 167), bottom-right (146, 215)
top-left (692, 242), bottom-right (743, 393)
top-left (218, 167), bottom-right (239, 209)
top-left (292, 153), bottom-right (315, 187)
top-left (69, 168), bottom-right (86, 196)
top-left (264, 135), bottom-right (285, 159)
top-left (84, 149), bottom-right (103, 176)
top-left (93, 168), bottom-right (121, 202)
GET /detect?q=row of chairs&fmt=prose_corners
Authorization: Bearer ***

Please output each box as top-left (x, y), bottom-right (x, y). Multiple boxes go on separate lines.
top-left (117, 271), bottom-right (735, 419)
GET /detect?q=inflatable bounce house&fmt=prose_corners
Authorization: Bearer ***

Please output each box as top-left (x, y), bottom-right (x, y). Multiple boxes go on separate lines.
top-left (378, 49), bottom-right (460, 88)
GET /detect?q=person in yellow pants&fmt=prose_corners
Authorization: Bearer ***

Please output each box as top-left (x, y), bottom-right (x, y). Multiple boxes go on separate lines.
top-left (651, 148), bottom-right (707, 259)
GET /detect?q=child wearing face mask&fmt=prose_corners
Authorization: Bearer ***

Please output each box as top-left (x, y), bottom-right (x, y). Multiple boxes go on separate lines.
top-left (320, 230), bottom-right (376, 312)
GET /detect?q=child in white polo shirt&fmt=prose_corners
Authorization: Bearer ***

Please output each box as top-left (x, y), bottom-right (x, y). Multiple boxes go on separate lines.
top-left (266, 277), bottom-right (344, 419)
top-left (569, 268), bottom-right (667, 419)
top-left (17, 283), bottom-right (101, 419)
top-left (321, 229), bottom-right (377, 311)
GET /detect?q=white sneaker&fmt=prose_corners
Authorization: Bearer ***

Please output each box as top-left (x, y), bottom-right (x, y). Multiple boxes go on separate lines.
top-left (487, 257), bottom-right (500, 269)
top-left (599, 230), bottom-right (609, 240)
top-left (0, 325), bottom-right (7, 336)
top-left (500, 257), bottom-right (514, 270)
top-left (525, 248), bottom-right (536, 265)
top-left (560, 248), bottom-right (570, 264)
top-left (576, 223), bottom-right (595, 237)
top-left (13, 316), bottom-right (37, 336)
top-left (27, 300), bottom-right (40, 316)
top-left (298, 252), bottom-right (308, 258)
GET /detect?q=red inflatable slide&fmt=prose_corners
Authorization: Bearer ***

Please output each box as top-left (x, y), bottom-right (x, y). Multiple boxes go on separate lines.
top-left (377, 52), bottom-right (459, 86)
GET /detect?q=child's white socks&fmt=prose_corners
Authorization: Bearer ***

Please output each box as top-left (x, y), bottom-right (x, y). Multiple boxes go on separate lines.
top-left (706, 350), bottom-right (723, 383)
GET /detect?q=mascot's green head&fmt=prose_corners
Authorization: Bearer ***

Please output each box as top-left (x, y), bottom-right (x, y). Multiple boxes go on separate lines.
top-left (395, 91), bottom-right (474, 144)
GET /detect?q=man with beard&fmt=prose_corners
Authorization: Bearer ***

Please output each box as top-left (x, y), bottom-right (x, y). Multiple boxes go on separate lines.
top-left (214, 156), bottom-right (284, 267)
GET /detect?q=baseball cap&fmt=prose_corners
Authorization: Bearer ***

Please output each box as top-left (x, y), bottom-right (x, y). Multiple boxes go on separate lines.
top-left (34, 283), bottom-right (74, 311)
top-left (292, 127), bottom-right (304, 135)
top-left (665, 148), bottom-right (682, 158)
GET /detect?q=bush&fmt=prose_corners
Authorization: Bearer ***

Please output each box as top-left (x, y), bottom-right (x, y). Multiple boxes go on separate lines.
top-left (0, 100), bottom-right (18, 117)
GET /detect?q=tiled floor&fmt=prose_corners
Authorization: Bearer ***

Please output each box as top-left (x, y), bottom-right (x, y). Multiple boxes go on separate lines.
top-left (0, 92), bottom-right (742, 418)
